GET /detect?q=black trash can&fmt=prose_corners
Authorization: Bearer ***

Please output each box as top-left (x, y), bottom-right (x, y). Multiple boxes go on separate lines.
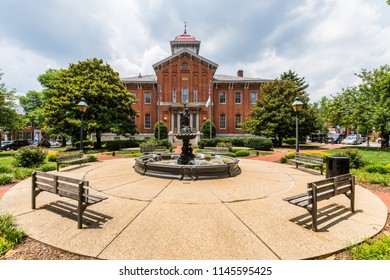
top-left (326, 156), bottom-right (350, 178)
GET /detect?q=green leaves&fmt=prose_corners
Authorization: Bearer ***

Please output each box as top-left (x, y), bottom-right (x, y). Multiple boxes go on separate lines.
top-left (0, 71), bottom-right (25, 131)
top-left (242, 76), bottom-right (320, 146)
top-left (41, 58), bottom-right (137, 147)
top-left (327, 65), bottom-right (390, 145)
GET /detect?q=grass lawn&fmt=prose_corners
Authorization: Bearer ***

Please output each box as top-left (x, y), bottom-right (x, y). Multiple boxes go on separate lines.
top-left (323, 147), bottom-right (390, 186)
top-left (326, 146), bottom-right (390, 166)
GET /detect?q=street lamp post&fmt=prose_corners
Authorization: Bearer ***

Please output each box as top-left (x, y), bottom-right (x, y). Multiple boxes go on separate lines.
top-left (292, 97), bottom-right (303, 153)
top-left (77, 97), bottom-right (88, 152)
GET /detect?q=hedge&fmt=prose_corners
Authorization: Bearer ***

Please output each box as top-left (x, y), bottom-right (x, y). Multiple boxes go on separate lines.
top-left (73, 139), bottom-right (140, 151)
top-left (198, 137), bottom-right (273, 151)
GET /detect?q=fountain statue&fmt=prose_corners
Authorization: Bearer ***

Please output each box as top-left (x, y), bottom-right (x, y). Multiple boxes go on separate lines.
top-left (133, 104), bottom-right (241, 180)
top-left (176, 104), bottom-right (196, 164)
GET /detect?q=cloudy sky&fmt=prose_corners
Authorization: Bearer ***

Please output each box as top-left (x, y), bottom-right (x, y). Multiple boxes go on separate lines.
top-left (0, 0), bottom-right (389, 102)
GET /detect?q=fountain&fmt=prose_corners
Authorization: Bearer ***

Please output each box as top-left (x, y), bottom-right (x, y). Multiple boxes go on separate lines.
top-left (133, 104), bottom-right (241, 180)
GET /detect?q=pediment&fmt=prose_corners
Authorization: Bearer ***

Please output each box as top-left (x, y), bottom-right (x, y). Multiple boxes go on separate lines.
top-left (153, 49), bottom-right (218, 73)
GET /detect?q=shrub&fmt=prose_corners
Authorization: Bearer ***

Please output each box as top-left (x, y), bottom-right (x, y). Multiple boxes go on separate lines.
top-left (348, 235), bottom-right (390, 260)
top-left (227, 152), bottom-right (237, 157)
top-left (105, 141), bottom-right (121, 151)
top-left (280, 152), bottom-right (296, 163)
top-left (364, 165), bottom-right (390, 174)
top-left (38, 163), bottom-right (57, 172)
top-left (0, 213), bottom-right (25, 257)
top-left (352, 169), bottom-right (390, 186)
top-left (235, 150), bottom-right (250, 157)
top-left (154, 121), bottom-right (169, 139)
top-left (104, 139), bottom-right (139, 151)
top-left (245, 138), bottom-right (273, 151)
top-left (13, 147), bottom-right (47, 168)
top-left (200, 119), bottom-right (216, 139)
top-left (229, 138), bottom-right (248, 147)
top-left (198, 138), bottom-right (219, 148)
top-left (0, 173), bottom-right (13, 185)
top-left (283, 138), bottom-right (296, 147)
top-left (155, 139), bottom-right (173, 149)
top-left (87, 155), bottom-right (97, 162)
top-left (0, 164), bottom-right (13, 174)
top-left (335, 148), bottom-right (367, 169)
top-left (216, 142), bottom-right (233, 150)
top-left (13, 168), bottom-right (33, 180)
top-left (73, 140), bottom-right (94, 148)
top-left (270, 138), bottom-right (279, 147)
top-left (46, 152), bottom-right (57, 162)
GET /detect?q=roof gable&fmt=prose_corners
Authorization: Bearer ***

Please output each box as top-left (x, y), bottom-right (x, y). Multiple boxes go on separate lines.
top-left (153, 49), bottom-right (218, 73)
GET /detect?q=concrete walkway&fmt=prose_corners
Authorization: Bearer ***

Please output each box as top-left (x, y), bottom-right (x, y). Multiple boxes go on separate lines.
top-left (0, 158), bottom-right (387, 260)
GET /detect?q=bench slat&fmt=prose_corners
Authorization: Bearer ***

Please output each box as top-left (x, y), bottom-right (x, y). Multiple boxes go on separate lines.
top-left (32, 171), bottom-right (107, 229)
top-left (283, 173), bottom-right (355, 231)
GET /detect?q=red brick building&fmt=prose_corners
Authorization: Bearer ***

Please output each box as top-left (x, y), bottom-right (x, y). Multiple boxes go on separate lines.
top-left (122, 28), bottom-right (270, 138)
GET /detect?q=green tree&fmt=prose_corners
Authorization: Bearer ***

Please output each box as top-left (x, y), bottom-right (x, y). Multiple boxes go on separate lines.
top-left (19, 90), bottom-right (46, 140)
top-left (242, 78), bottom-right (319, 146)
top-left (327, 65), bottom-right (390, 147)
top-left (280, 70), bottom-right (309, 93)
top-left (313, 96), bottom-right (331, 133)
top-left (200, 119), bottom-right (216, 138)
top-left (154, 121), bottom-right (168, 139)
top-left (43, 58), bottom-right (137, 148)
top-left (0, 71), bottom-right (25, 142)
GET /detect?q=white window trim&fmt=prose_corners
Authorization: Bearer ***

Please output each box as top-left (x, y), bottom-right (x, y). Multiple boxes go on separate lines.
top-left (219, 92), bottom-right (226, 104)
top-left (250, 92), bottom-right (257, 104)
top-left (144, 92), bottom-right (151, 104)
top-left (144, 114), bottom-right (151, 129)
top-left (219, 114), bottom-right (226, 130)
top-left (235, 92), bottom-right (242, 104)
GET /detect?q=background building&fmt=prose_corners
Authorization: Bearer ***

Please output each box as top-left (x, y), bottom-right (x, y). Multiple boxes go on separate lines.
top-left (122, 27), bottom-right (270, 138)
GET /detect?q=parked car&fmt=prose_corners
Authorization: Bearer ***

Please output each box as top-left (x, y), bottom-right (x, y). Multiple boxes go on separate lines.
top-left (0, 140), bottom-right (30, 151)
top-left (0, 140), bottom-right (12, 147)
top-left (310, 133), bottom-right (327, 143)
top-left (49, 140), bottom-right (60, 147)
top-left (326, 134), bottom-right (345, 144)
top-left (358, 134), bottom-right (367, 142)
top-left (341, 135), bottom-right (362, 145)
top-left (30, 139), bottom-right (51, 148)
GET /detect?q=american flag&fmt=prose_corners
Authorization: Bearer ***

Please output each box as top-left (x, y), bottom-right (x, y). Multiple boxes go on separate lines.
top-left (205, 87), bottom-right (211, 107)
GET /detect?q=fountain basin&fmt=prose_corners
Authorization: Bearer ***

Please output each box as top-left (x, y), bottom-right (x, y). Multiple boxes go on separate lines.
top-left (133, 153), bottom-right (241, 180)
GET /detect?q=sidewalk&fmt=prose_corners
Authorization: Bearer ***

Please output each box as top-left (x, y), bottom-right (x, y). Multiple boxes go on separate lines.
top-left (0, 157), bottom-right (387, 260)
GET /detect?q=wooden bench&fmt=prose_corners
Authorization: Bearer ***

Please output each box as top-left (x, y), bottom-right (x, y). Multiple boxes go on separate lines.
top-left (32, 171), bottom-right (107, 229)
top-left (288, 152), bottom-right (324, 175)
top-left (56, 150), bottom-right (86, 171)
top-left (283, 173), bottom-right (355, 231)
top-left (203, 146), bottom-right (230, 154)
top-left (140, 146), bottom-right (167, 154)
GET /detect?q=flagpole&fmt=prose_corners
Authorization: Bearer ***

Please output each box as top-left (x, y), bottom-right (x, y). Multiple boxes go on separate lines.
top-left (158, 84), bottom-right (161, 141)
top-left (209, 80), bottom-right (212, 139)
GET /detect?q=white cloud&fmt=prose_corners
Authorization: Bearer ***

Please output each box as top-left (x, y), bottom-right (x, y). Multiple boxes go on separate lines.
top-left (0, 0), bottom-right (389, 103)
top-left (0, 39), bottom-right (61, 94)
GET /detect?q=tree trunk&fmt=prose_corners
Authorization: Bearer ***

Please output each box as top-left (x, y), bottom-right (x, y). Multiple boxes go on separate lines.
top-left (380, 129), bottom-right (389, 149)
top-left (96, 133), bottom-right (102, 149)
top-left (61, 136), bottom-right (67, 147)
top-left (278, 135), bottom-right (283, 147)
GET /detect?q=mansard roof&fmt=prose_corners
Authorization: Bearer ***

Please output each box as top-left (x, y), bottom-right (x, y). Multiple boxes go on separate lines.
top-left (152, 49), bottom-right (218, 72)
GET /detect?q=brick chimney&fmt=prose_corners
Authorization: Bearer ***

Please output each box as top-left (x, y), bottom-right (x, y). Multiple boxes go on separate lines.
top-left (237, 70), bottom-right (243, 77)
